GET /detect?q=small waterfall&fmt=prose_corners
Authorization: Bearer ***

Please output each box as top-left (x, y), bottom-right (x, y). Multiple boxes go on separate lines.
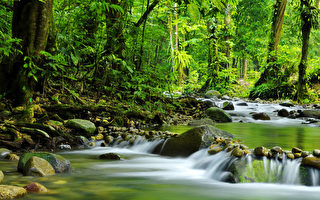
top-left (111, 135), bottom-right (163, 153)
top-left (310, 168), bottom-right (320, 186)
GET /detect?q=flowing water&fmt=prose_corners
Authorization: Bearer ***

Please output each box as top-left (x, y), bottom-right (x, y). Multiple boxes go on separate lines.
top-left (2, 99), bottom-right (320, 199)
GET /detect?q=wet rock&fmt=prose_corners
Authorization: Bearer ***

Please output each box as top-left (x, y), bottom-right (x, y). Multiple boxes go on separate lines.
top-left (4, 154), bottom-right (19, 161)
top-left (203, 100), bottom-right (216, 108)
top-left (294, 153), bottom-right (301, 158)
top-left (88, 142), bottom-right (96, 147)
top-left (206, 107), bottom-right (232, 123)
top-left (236, 102), bottom-right (248, 106)
top-left (0, 185), bottom-right (27, 199)
top-left (58, 144), bottom-right (71, 150)
top-left (254, 146), bottom-right (269, 157)
top-left (292, 147), bottom-right (302, 154)
top-left (302, 151), bottom-right (310, 157)
top-left (313, 149), bottom-right (320, 157)
top-left (240, 144), bottom-right (248, 150)
top-left (18, 152), bottom-right (71, 173)
top-left (231, 147), bottom-right (244, 158)
top-left (99, 153), bottom-right (121, 160)
top-left (105, 135), bottom-right (114, 144)
top-left (271, 146), bottom-right (283, 154)
top-left (278, 109), bottom-right (289, 117)
top-left (301, 156), bottom-right (320, 169)
top-left (204, 90), bottom-right (221, 99)
top-left (75, 136), bottom-right (89, 145)
top-left (24, 182), bottom-right (48, 193)
top-left (24, 156), bottom-right (55, 177)
top-left (300, 110), bottom-right (320, 119)
top-left (160, 125), bottom-right (234, 157)
top-left (279, 101), bottom-right (294, 107)
top-left (287, 153), bottom-right (294, 160)
top-left (0, 148), bottom-right (11, 159)
top-left (221, 95), bottom-right (232, 100)
top-left (208, 146), bottom-right (224, 155)
top-left (252, 112), bottom-right (270, 120)
top-left (0, 171), bottom-right (3, 184)
top-left (222, 101), bottom-right (234, 110)
top-left (188, 118), bottom-right (215, 126)
top-left (95, 133), bottom-right (104, 140)
top-left (100, 142), bottom-right (107, 147)
top-left (65, 119), bottom-right (96, 137)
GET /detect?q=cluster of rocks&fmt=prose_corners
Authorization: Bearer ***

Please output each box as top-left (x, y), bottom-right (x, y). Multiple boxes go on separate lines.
top-left (0, 149), bottom-right (71, 199)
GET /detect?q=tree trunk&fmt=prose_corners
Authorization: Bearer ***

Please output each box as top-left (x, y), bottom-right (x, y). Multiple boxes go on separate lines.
top-left (105, 0), bottom-right (126, 60)
top-left (0, 0), bottom-right (54, 105)
top-left (254, 0), bottom-right (287, 86)
top-left (224, 4), bottom-right (231, 66)
top-left (137, 0), bottom-right (150, 70)
top-left (169, 11), bottom-right (175, 71)
top-left (242, 57), bottom-right (247, 79)
top-left (296, 0), bottom-right (312, 100)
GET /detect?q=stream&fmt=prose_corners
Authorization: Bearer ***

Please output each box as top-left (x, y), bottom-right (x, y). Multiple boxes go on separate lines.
top-left (3, 99), bottom-right (320, 199)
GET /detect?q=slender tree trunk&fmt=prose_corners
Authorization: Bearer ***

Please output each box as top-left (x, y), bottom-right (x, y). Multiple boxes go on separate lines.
top-left (137, 0), bottom-right (150, 70)
top-left (224, 4), bottom-right (231, 65)
top-left (296, 0), bottom-right (312, 100)
top-left (169, 12), bottom-right (175, 71)
top-left (254, 0), bottom-right (287, 86)
top-left (0, 0), bottom-right (54, 105)
top-left (242, 57), bottom-right (247, 79)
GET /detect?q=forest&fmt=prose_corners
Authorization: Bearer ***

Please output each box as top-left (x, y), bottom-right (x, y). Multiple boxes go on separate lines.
top-left (3, 1), bottom-right (320, 199)
top-left (0, 0), bottom-right (320, 108)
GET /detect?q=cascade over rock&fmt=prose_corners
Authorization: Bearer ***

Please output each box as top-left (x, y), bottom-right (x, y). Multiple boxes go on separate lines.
top-left (160, 125), bottom-right (234, 157)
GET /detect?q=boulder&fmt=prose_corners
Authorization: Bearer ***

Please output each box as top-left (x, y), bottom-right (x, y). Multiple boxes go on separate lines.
top-left (18, 152), bottom-right (71, 173)
top-left (313, 149), bottom-right (320, 157)
top-left (65, 119), bottom-right (96, 136)
top-left (279, 101), bottom-right (294, 107)
top-left (24, 182), bottom-right (48, 193)
top-left (222, 102), bottom-right (234, 110)
top-left (236, 102), bottom-right (248, 106)
top-left (301, 156), bottom-right (320, 169)
top-left (0, 185), bottom-right (27, 199)
top-left (204, 90), bottom-right (221, 99)
top-left (160, 125), bottom-right (234, 157)
top-left (292, 147), bottom-right (302, 154)
top-left (287, 153), bottom-right (294, 160)
top-left (188, 118), bottom-right (215, 126)
top-left (302, 151), bottom-right (310, 157)
top-left (23, 156), bottom-right (55, 177)
top-left (252, 112), bottom-right (270, 120)
top-left (300, 110), bottom-right (320, 119)
top-left (231, 147), bottom-right (244, 158)
top-left (0, 171), bottom-right (3, 184)
top-left (278, 109), bottom-right (289, 117)
top-left (206, 107), bottom-right (232, 123)
top-left (99, 153), bottom-right (121, 160)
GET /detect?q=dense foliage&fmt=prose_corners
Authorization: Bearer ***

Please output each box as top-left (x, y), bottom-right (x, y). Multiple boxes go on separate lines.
top-left (0, 0), bottom-right (320, 106)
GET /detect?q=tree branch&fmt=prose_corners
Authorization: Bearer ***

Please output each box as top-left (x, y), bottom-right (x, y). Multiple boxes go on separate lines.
top-left (134, 0), bottom-right (160, 27)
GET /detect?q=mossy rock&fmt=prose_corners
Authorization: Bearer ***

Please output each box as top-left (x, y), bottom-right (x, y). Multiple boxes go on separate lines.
top-left (18, 152), bottom-right (71, 173)
top-left (204, 90), bottom-right (221, 99)
top-left (206, 107), bottom-right (232, 123)
top-left (160, 125), bottom-right (233, 157)
top-left (23, 156), bottom-right (55, 177)
top-left (0, 185), bottom-right (27, 199)
top-left (65, 119), bottom-right (96, 137)
top-left (187, 118), bottom-right (215, 126)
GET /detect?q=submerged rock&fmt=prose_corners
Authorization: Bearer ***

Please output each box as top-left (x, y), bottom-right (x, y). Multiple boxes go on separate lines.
top-left (222, 102), bottom-right (234, 110)
top-left (206, 107), bottom-right (232, 123)
top-left (99, 153), bottom-right (121, 160)
top-left (160, 125), bottom-right (233, 157)
top-left (252, 112), bottom-right (270, 120)
top-left (24, 182), bottom-right (48, 193)
top-left (0, 185), bottom-right (27, 199)
top-left (23, 156), bottom-right (55, 177)
top-left (66, 119), bottom-right (96, 136)
top-left (279, 101), bottom-right (294, 107)
top-left (236, 102), bottom-right (248, 106)
top-left (18, 152), bottom-right (71, 173)
top-left (208, 146), bottom-right (224, 155)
